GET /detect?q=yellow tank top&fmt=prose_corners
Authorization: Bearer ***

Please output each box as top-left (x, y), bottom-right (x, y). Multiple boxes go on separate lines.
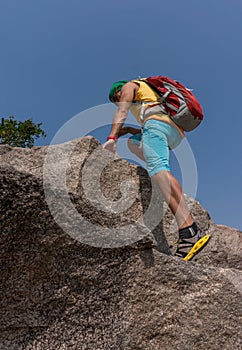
top-left (130, 79), bottom-right (184, 137)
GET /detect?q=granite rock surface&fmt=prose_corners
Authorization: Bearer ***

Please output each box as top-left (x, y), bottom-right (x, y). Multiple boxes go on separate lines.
top-left (0, 137), bottom-right (241, 350)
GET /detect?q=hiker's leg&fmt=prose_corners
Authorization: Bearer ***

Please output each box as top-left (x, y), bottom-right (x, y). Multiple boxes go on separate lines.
top-left (128, 134), bottom-right (145, 161)
top-left (142, 119), bottom-right (194, 229)
top-left (151, 170), bottom-right (193, 229)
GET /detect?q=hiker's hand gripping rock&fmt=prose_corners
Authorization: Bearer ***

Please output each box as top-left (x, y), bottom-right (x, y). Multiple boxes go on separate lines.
top-left (103, 139), bottom-right (118, 155)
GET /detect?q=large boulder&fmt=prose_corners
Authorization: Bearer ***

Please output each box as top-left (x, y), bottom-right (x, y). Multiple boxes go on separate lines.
top-left (0, 137), bottom-right (241, 350)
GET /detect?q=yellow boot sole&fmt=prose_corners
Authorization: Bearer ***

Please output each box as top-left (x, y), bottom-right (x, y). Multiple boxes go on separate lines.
top-left (183, 234), bottom-right (210, 261)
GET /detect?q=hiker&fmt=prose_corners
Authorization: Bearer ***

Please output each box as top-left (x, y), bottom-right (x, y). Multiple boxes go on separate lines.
top-left (103, 76), bottom-right (209, 260)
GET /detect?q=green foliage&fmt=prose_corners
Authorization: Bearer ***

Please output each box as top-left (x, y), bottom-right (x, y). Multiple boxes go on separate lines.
top-left (0, 116), bottom-right (46, 148)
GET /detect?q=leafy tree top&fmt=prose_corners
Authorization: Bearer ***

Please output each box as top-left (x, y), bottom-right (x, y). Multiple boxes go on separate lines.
top-left (0, 116), bottom-right (46, 148)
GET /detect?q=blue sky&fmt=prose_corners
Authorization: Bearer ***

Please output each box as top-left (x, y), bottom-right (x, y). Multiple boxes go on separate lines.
top-left (0, 0), bottom-right (242, 230)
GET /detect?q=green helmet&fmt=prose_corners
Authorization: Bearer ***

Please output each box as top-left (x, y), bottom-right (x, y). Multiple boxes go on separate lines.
top-left (109, 80), bottom-right (128, 101)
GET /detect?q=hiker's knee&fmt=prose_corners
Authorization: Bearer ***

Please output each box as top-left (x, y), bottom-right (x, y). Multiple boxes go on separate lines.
top-left (128, 135), bottom-right (141, 154)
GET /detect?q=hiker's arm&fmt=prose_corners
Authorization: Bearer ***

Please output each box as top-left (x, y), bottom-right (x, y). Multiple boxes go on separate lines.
top-left (109, 102), bottom-right (131, 137)
top-left (102, 103), bottom-right (130, 155)
top-left (109, 82), bottom-right (137, 137)
top-left (103, 83), bottom-right (138, 153)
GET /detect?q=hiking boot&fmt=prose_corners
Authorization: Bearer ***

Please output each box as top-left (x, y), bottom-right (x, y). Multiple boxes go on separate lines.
top-left (173, 223), bottom-right (210, 261)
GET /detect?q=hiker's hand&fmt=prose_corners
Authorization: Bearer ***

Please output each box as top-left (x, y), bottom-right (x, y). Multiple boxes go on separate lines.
top-left (118, 126), bottom-right (130, 137)
top-left (118, 126), bottom-right (141, 137)
top-left (129, 127), bottom-right (141, 135)
top-left (103, 139), bottom-right (118, 155)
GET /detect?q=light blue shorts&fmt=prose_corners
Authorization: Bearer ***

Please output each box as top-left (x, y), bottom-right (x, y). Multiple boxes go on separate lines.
top-left (130, 120), bottom-right (182, 176)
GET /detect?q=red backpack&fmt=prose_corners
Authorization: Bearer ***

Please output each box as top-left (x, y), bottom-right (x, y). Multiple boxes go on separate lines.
top-left (141, 76), bottom-right (204, 131)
